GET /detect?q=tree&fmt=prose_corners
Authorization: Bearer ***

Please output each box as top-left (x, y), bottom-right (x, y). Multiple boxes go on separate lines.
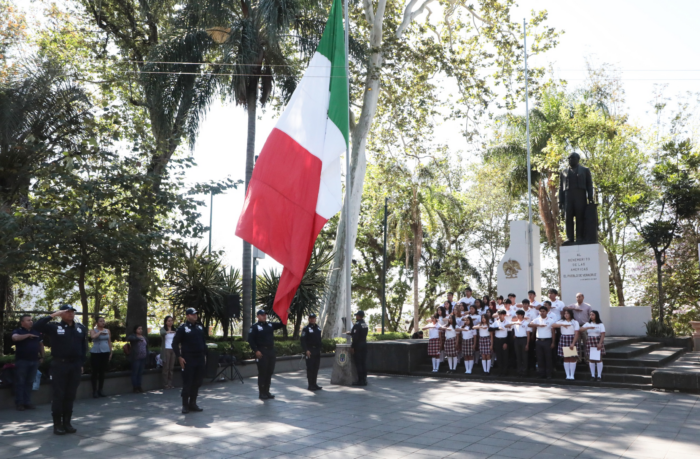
top-left (630, 138), bottom-right (700, 323)
top-left (322, 0), bottom-right (560, 337)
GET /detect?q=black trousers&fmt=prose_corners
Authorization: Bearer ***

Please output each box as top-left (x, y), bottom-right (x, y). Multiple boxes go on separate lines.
top-left (306, 349), bottom-right (321, 387)
top-left (353, 344), bottom-right (367, 382)
top-left (90, 352), bottom-right (110, 392)
top-left (565, 188), bottom-right (587, 242)
top-left (536, 339), bottom-right (553, 377)
top-left (180, 353), bottom-right (205, 400)
top-left (256, 348), bottom-right (276, 390)
top-left (51, 360), bottom-right (82, 415)
top-left (514, 337), bottom-right (529, 376)
top-left (494, 337), bottom-right (509, 375)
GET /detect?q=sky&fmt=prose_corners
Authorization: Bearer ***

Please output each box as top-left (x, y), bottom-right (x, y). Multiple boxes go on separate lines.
top-left (188, 0), bottom-right (700, 277)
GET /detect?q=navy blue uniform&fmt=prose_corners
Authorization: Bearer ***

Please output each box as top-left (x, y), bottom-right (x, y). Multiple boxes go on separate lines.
top-left (350, 319), bottom-right (369, 384)
top-left (172, 321), bottom-right (207, 406)
top-left (33, 317), bottom-right (87, 417)
top-left (248, 321), bottom-right (284, 396)
top-left (300, 323), bottom-right (322, 388)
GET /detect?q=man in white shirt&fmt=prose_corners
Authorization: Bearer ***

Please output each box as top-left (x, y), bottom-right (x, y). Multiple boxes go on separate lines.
top-left (529, 306), bottom-right (556, 379)
top-left (507, 310), bottom-right (530, 377)
top-left (503, 299), bottom-right (516, 318)
top-left (564, 293), bottom-right (593, 361)
top-left (446, 292), bottom-right (456, 310)
top-left (528, 290), bottom-right (543, 310)
top-left (520, 299), bottom-right (539, 322)
top-left (547, 288), bottom-right (565, 320)
top-left (492, 310), bottom-right (511, 376)
top-left (458, 287), bottom-right (475, 308)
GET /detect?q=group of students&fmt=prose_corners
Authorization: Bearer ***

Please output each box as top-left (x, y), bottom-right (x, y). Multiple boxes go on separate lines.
top-left (422, 288), bottom-right (607, 381)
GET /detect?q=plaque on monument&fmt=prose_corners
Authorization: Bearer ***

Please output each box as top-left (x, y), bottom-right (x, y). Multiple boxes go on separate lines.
top-left (330, 343), bottom-right (357, 385)
top-left (560, 244), bottom-right (611, 326)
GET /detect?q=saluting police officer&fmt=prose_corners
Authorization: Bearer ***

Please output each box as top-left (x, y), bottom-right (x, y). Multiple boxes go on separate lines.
top-left (33, 304), bottom-right (88, 435)
top-left (345, 310), bottom-right (369, 386)
top-left (172, 308), bottom-right (207, 414)
top-left (248, 309), bottom-right (285, 400)
top-left (300, 313), bottom-right (323, 391)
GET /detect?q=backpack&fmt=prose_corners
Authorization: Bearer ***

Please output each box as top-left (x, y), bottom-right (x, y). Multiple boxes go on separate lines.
top-left (123, 343), bottom-right (131, 356)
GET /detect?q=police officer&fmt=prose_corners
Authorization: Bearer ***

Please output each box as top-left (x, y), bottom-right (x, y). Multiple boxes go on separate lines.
top-left (33, 304), bottom-right (87, 435)
top-left (248, 309), bottom-right (284, 400)
top-left (300, 313), bottom-right (323, 391)
top-left (172, 308), bottom-right (207, 414)
top-left (345, 310), bottom-right (369, 386)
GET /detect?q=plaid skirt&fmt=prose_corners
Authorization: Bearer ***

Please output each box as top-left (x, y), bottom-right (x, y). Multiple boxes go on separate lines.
top-left (427, 338), bottom-right (441, 357)
top-left (462, 338), bottom-right (475, 357)
top-left (479, 335), bottom-right (491, 354)
top-left (444, 337), bottom-right (458, 357)
top-left (586, 335), bottom-right (606, 357)
top-left (558, 334), bottom-right (580, 357)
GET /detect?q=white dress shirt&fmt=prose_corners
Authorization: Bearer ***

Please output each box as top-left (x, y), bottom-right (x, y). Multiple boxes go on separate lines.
top-left (461, 326), bottom-right (475, 340)
top-left (492, 318), bottom-right (510, 338)
top-left (512, 319), bottom-right (531, 338)
top-left (443, 326), bottom-right (457, 339)
top-left (459, 297), bottom-right (476, 307)
top-left (524, 308), bottom-right (540, 322)
top-left (477, 324), bottom-right (491, 337)
top-left (557, 319), bottom-right (580, 336)
top-left (550, 299), bottom-right (565, 316)
top-left (531, 316), bottom-right (556, 339)
top-left (427, 326), bottom-right (440, 339)
top-left (584, 322), bottom-right (605, 337)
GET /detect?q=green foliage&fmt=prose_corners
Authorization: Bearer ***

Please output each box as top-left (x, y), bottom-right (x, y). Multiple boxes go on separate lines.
top-left (369, 332), bottom-right (412, 341)
top-left (645, 319), bottom-right (675, 338)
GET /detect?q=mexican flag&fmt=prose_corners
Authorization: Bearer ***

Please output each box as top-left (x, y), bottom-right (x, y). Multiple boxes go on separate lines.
top-left (235, 0), bottom-right (348, 324)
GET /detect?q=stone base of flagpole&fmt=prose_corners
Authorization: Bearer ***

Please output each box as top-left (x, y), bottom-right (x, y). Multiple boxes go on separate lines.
top-left (330, 343), bottom-right (357, 385)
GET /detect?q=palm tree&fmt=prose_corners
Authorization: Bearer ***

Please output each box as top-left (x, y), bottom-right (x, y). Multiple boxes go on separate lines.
top-left (256, 242), bottom-right (333, 338)
top-left (0, 61), bottom-right (92, 355)
top-left (218, 0), bottom-right (303, 339)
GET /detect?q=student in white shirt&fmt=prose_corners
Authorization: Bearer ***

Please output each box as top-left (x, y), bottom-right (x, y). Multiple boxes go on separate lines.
top-left (440, 315), bottom-right (460, 373)
top-left (547, 288), bottom-right (565, 320)
top-left (472, 299), bottom-right (487, 316)
top-left (528, 290), bottom-right (543, 310)
top-left (552, 309), bottom-right (580, 380)
top-left (580, 310), bottom-right (606, 380)
top-left (492, 310), bottom-right (511, 376)
top-left (422, 315), bottom-right (442, 372)
top-left (476, 314), bottom-right (493, 374)
top-left (503, 299), bottom-right (516, 318)
top-left (456, 316), bottom-right (476, 374)
top-left (458, 287), bottom-right (475, 308)
top-left (520, 299), bottom-right (539, 322)
top-left (436, 306), bottom-right (448, 362)
top-left (446, 292), bottom-right (456, 310)
top-left (496, 295), bottom-right (505, 309)
top-left (529, 306), bottom-right (556, 379)
top-left (506, 310), bottom-right (530, 377)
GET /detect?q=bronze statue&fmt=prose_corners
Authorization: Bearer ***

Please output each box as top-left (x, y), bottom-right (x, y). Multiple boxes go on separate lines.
top-left (559, 153), bottom-right (596, 245)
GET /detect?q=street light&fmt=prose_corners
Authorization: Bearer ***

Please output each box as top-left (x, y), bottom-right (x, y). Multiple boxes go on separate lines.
top-left (252, 246), bottom-right (265, 319)
top-left (381, 196), bottom-right (393, 334)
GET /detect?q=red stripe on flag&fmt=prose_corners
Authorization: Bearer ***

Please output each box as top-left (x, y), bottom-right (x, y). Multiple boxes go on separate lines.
top-left (236, 128), bottom-right (324, 323)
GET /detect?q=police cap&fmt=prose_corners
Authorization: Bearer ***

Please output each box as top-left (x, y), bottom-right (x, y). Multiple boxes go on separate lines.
top-left (185, 308), bottom-right (198, 315)
top-left (355, 310), bottom-right (365, 317)
top-left (308, 313), bottom-right (317, 318)
top-left (256, 309), bottom-right (267, 316)
top-left (59, 304), bottom-right (77, 312)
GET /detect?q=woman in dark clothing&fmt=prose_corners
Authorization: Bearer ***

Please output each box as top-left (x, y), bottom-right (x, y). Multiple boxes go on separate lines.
top-left (89, 317), bottom-right (112, 398)
top-left (126, 325), bottom-right (148, 393)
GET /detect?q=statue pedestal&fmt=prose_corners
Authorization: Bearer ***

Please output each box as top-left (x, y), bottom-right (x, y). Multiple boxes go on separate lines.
top-left (497, 221), bottom-right (541, 300)
top-left (560, 244), bottom-right (611, 325)
top-left (330, 343), bottom-right (357, 385)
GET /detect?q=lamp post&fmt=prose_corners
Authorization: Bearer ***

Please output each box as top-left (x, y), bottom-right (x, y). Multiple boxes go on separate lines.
top-left (381, 197), bottom-right (391, 334)
top-left (252, 247), bottom-right (265, 319)
top-left (208, 190), bottom-right (214, 255)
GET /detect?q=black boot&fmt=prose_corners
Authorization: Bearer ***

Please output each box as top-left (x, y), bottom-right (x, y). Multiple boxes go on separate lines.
top-left (259, 386), bottom-right (269, 400)
top-left (266, 385), bottom-right (275, 399)
top-left (181, 397), bottom-right (190, 414)
top-left (53, 413), bottom-right (66, 435)
top-left (188, 396), bottom-right (203, 412)
top-left (63, 412), bottom-right (77, 434)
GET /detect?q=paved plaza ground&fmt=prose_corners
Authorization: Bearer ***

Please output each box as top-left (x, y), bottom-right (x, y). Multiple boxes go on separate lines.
top-left (1, 369), bottom-right (699, 459)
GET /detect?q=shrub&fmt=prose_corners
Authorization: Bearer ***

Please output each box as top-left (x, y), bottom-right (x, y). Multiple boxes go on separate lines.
top-left (645, 318), bottom-right (675, 338)
top-left (369, 332), bottom-right (412, 341)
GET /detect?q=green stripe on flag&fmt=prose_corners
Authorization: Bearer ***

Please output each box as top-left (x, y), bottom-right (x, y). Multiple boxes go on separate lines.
top-left (316, 0), bottom-right (349, 146)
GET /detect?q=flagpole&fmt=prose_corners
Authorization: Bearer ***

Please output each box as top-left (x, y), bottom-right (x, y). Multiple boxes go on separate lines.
top-left (524, 19), bottom-right (534, 293)
top-left (344, 0), bottom-right (352, 340)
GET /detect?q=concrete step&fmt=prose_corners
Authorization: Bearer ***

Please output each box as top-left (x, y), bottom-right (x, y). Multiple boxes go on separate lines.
top-left (602, 365), bottom-right (656, 376)
top-left (409, 370), bottom-right (652, 391)
top-left (603, 336), bottom-right (646, 350)
top-left (605, 342), bottom-right (663, 358)
top-left (603, 348), bottom-right (686, 367)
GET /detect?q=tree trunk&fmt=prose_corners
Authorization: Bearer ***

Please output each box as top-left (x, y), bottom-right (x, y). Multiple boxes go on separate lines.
top-left (608, 252), bottom-right (625, 306)
top-left (93, 275), bottom-right (102, 322)
top-left (126, 262), bottom-right (148, 332)
top-left (320, 8), bottom-right (384, 338)
top-left (293, 312), bottom-right (303, 339)
top-left (241, 84), bottom-right (258, 340)
top-left (0, 275), bottom-right (8, 357)
top-left (655, 251), bottom-right (665, 323)
top-left (77, 263), bottom-right (89, 326)
top-left (412, 188), bottom-right (422, 333)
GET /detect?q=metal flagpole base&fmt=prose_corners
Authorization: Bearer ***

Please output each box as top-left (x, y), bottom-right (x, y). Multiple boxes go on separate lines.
top-left (330, 343), bottom-right (357, 385)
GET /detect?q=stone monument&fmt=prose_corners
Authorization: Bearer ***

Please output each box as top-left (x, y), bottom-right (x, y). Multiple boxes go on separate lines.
top-left (560, 244), bottom-right (611, 325)
top-left (497, 221), bottom-right (541, 300)
top-left (330, 343), bottom-right (357, 385)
